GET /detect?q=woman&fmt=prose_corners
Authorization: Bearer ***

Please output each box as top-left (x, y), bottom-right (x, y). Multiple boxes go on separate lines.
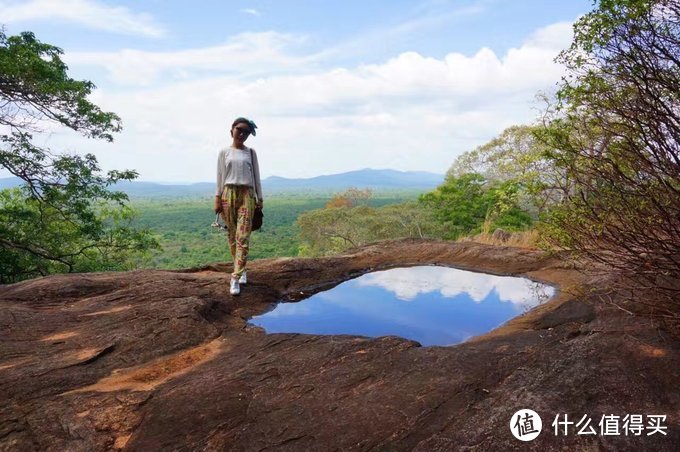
top-left (214, 117), bottom-right (263, 295)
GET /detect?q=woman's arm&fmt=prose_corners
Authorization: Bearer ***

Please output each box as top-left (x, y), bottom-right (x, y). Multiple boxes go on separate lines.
top-left (252, 149), bottom-right (263, 206)
top-left (216, 149), bottom-right (225, 196)
top-left (215, 150), bottom-right (225, 212)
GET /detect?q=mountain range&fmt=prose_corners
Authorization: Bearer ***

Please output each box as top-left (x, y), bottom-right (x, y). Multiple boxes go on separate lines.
top-left (0, 169), bottom-right (444, 198)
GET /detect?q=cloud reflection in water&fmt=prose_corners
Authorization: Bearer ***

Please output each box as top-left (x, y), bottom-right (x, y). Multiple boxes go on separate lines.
top-left (356, 266), bottom-right (554, 308)
top-left (250, 266), bottom-right (555, 346)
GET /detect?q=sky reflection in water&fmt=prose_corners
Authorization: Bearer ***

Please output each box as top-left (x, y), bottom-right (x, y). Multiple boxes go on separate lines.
top-left (249, 266), bottom-right (555, 346)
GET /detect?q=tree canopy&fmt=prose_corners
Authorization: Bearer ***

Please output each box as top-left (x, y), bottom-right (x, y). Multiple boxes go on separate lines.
top-left (419, 173), bottom-right (532, 240)
top-left (0, 30), bottom-right (158, 282)
top-left (446, 124), bottom-right (571, 216)
top-left (539, 0), bottom-right (679, 307)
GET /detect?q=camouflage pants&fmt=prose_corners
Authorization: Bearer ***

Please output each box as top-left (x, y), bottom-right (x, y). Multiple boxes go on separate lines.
top-left (220, 185), bottom-right (255, 279)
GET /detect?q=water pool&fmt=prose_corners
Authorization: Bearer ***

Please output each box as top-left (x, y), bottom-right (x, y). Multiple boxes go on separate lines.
top-left (249, 265), bottom-right (555, 346)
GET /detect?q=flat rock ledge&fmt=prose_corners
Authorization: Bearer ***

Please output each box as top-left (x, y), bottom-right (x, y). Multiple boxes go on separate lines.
top-left (1, 239), bottom-right (678, 451)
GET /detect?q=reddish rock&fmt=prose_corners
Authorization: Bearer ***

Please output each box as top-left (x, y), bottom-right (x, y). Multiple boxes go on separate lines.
top-left (0, 239), bottom-right (678, 450)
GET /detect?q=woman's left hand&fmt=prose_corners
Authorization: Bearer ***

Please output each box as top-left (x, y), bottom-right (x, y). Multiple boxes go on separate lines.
top-left (256, 201), bottom-right (263, 209)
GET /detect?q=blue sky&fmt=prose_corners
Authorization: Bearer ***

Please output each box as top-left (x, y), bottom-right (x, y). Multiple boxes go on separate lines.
top-left (1, 0), bottom-right (594, 182)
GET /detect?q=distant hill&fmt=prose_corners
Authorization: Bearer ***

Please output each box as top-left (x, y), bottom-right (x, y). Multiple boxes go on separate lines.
top-left (0, 169), bottom-right (444, 198)
top-left (264, 169), bottom-right (443, 190)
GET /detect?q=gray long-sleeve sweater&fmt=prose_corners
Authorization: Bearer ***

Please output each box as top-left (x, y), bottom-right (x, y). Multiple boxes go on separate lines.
top-left (215, 147), bottom-right (263, 201)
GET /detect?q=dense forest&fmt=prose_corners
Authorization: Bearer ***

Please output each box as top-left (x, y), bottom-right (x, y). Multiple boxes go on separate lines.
top-left (128, 191), bottom-right (420, 269)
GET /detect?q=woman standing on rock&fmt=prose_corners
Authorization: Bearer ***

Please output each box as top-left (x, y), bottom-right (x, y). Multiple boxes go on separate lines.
top-left (214, 117), bottom-right (264, 296)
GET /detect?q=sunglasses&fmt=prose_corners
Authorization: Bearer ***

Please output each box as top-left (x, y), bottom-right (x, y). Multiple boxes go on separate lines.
top-left (234, 126), bottom-right (251, 135)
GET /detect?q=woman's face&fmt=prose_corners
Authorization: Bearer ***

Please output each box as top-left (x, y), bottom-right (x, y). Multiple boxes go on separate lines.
top-left (232, 123), bottom-right (251, 143)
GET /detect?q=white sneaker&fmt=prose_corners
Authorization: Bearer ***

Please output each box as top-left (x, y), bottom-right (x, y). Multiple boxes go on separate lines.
top-left (238, 272), bottom-right (247, 285)
top-left (230, 278), bottom-right (240, 296)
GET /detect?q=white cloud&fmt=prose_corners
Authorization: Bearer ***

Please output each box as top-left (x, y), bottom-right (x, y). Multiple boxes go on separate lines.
top-left (66, 31), bottom-right (310, 85)
top-left (240, 8), bottom-right (260, 17)
top-left (525, 20), bottom-right (575, 49)
top-left (0, 0), bottom-right (165, 38)
top-left (47, 21), bottom-right (573, 181)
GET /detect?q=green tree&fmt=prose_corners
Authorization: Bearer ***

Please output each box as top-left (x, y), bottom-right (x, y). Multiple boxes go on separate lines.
top-left (446, 125), bottom-right (570, 216)
top-left (325, 187), bottom-right (373, 209)
top-left (296, 200), bottom-right (439, 256)
top-left (539, 0), bottom-right (679, 307)
top-left (0, 30), bottom-right (158, 282)
top-left (419, 173), bottom-right (532, 240)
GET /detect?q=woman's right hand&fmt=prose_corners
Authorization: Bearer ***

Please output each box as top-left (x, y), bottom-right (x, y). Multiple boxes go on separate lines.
top-left (214, 196), bottom-right (223, 213)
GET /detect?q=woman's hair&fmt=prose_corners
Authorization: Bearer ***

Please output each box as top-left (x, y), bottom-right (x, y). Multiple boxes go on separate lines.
top-left (231, 117), bottom-right (258, 136)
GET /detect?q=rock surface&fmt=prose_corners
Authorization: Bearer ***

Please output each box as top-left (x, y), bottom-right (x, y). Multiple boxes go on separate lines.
top-left (1, 239), bottom-right (678, 451)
